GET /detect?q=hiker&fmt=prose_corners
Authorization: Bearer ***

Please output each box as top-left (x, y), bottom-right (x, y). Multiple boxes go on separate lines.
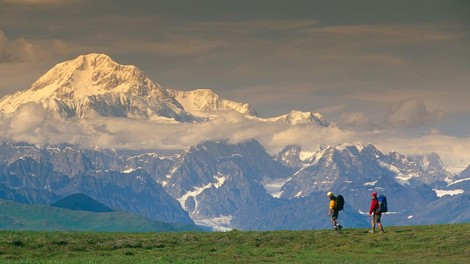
top-left (368, 191), bottom-right (385, 233)
top-left (327, 191), bottom-right (342, 230)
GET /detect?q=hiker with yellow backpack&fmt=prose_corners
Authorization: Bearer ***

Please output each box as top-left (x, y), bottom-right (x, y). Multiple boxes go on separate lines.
top-left (327, 191), bottom-right (343, 231)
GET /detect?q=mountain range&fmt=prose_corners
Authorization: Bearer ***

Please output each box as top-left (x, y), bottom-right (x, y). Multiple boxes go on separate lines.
top-left (0, 53), bottom-right (327, 126)
top-left (0, 53), bottom-right (468, 231)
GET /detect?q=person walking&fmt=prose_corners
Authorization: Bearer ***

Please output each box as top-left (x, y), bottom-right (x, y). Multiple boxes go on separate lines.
top-left (368, 191), bottom-right (384, 233)
top-left (327, 191), bottom-right (342, 231)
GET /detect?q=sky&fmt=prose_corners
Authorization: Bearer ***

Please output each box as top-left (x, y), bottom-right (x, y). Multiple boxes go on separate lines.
top-left (1, 0), bottom-right (470, 172)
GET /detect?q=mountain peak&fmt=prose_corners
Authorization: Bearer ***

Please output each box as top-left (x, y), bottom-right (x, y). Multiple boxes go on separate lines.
top-left (0, 53), bottom-right (261, 122)
top-left (170, 88), bottom-right (258, 117)
top-left (0, 53), bottom-right (329, 126)
top-left (31, 53), bottom-right (148, 96)
top-left (0, 53), bottom-right (193, 121)
top-left (267, 110), bottom-right (329, 126)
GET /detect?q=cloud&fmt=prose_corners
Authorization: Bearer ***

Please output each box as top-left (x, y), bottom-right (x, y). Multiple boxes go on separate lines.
top-left (0, 30), bottom-right (73, 97)
top-left (339, 112), bottom-right (369, 125)
top-left (0, 102), bottom-right (468, 173)
top-left (0, 102), bottom-right (349, 152)
top-left (372, 133), bottom-right (470, 174)
top-left (386, 98), bottom-right (443, 128)
top-left (106, 36), bottom-right (226, 58)
top-left (0, 103), bottom-right (80, 144)
top-left (0, 30), bottom-right (71, 64)
top-left (0, 31), bottom-right (26, 63)
top-left (313, 24), bottom-right (456, 44)
top-left (8, 103), bottom-right (47, 133)
top-left (337, 112), bottom-right (380, 131)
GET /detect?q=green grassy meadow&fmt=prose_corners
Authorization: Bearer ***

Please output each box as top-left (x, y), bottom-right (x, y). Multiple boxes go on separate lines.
top-left (0, 223), bottom-right (468, 263)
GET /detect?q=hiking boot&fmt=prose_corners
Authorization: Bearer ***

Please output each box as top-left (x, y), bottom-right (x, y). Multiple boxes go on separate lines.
top-left (379, 230), bottom-right (385, 234)
top-left (337, 225), bottom-right (342, 230)
top-left (368, 229), bottom-right (375, 233)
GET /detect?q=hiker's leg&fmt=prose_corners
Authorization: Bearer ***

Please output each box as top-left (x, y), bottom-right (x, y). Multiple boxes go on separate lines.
top-left (331, 211), bottom-right (339, 228)
top-left (378, 222), bottom-right (384, 232)
top-left (376, 215), bottom-right (383, 232)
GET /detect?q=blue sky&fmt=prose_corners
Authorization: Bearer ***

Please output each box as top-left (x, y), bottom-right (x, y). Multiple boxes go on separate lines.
top-left (1, 0), bottom-right (470, 171)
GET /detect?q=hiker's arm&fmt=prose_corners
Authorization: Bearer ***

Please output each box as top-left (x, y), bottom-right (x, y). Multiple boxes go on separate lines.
top-left (369, 200), bottom-right (377, 215)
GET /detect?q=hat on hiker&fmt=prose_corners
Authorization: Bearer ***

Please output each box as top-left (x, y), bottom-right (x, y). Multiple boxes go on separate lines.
top-left (372, 191), bottom-right (377, 197)
top-left (327, 191), bottom-right (333, 197)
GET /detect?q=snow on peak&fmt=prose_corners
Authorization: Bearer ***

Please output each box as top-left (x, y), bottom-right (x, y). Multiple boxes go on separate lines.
top-left (335, 143), bottom-right (366, 152)
top-left (266, 110), bottom-right (329, 126)
top-left (169, 88), bottom-right (258, 117)
top-left (0, 53), bottom-right (189, 121)
top-left (31, 53), bottom-right (149, 96)
top-left (0, 53), bottom-right (333, 127)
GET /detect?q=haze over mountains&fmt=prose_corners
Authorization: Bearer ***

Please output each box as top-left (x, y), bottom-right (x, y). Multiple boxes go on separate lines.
top-left (0, 54), bottom-right (468, 231)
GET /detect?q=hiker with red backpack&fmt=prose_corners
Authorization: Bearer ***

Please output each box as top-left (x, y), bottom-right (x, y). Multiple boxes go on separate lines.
top-left (327, 191), bottom-right (343, 231)
top-left (368, 191), bottom-right (385, 233)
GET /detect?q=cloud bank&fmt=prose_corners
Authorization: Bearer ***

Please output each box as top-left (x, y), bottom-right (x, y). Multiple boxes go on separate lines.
top-left (1, 101), bottom-right (469, 173)
top-left (386, 98), bottom-right (443, 128)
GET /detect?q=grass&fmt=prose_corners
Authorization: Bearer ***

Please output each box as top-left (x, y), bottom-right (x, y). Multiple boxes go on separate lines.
top-left (0, 223), bottom-right (468, 263)
top-left (0, 199), bottom-right (200, 232)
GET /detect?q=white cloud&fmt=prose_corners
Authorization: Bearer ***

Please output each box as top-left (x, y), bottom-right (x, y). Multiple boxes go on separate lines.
top-left (371, 134), bottom-right (470, 174)
top-left (386, 98), bottom-right (443, 128)
top-left (0, 103), bottom-right (468, 173)
top-left (9, 103), bottom-right (47, 133)
top-left (0, 103), bottom-right (81, 144)
top-left (337, 112), bottom-right (380, 131)
top-left (0, 103), bottom-right (350, 153)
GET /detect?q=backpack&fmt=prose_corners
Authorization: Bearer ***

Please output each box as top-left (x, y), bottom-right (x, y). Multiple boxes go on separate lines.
top-left (336, 195), bottom-right (344, 211)
top-left (378, 194), bottom-right (388, 213)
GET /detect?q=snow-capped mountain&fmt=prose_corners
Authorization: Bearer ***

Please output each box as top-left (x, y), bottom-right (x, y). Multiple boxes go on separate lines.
top-left (160, 140), bottom-right (294, 228)
top-left (391, 152), bottom-right (453, 187)
top-left (432, 165), bottom-right (470, 198)
top-left (279, 144), bottom-right (393, 198)
top-left (274, 145), bottom-right (304, 169)
top-left (0, 53), bottom-right (302, 125)
top-left (262, 110), bottom-right (329, 126)
top-left (0, 53), bottom-right (196, 122)
top-left (169, 88), bottom-right (258, 118)
top-left (0, 53), bottom-right (331, 127)
top-left (456, 164), bottom-right (470, 180)
top-left (0, 140), bottom-right (466, 230)
top-left (279, 144), bottom-right (453, 199)
top-left (0, 142), bottom-right (193, 224)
